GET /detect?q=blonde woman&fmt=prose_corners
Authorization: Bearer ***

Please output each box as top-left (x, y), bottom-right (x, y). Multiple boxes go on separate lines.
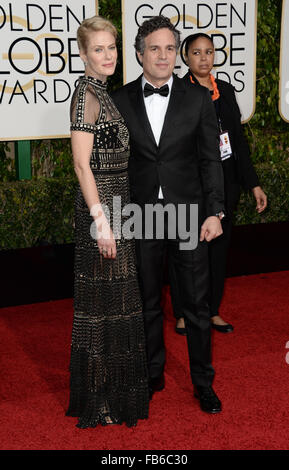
top-left (66, 16), bottom-right (149, 428)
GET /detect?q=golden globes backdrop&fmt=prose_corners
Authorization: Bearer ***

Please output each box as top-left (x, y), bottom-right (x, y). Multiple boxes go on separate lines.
top-left (122, 0), bottom-right (258, 123)
top-left (0, 0), bottom-right (98, 141)
top-left (279, 0), bottom-right (289, 122)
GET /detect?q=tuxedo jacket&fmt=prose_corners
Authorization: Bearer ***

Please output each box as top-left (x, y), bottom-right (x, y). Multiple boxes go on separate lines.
top-left (183, 72), bottom-right (259, 191)
top-left (112, 73), bottom-right (224, 218)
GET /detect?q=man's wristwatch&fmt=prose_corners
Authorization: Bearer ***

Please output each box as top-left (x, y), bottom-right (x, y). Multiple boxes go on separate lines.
top-left (214, 211), bottom-right (225, 220)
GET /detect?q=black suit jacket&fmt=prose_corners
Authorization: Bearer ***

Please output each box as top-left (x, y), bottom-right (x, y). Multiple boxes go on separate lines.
top-left (112, 73), bottom-right (224, 218)
top-left (182, 72), bottom-right (259, 191)
top-left (216, 78), bottom-right (259, 190)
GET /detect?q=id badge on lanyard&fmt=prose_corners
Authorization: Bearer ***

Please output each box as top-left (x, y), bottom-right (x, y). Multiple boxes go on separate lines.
top-left (218, 116), bottom-right (232, 161)
top-left (220, 131), bottom-right (232, 161)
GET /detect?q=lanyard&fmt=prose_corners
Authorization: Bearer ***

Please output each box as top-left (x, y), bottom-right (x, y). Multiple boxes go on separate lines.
top-left (214, 98), bottom-right (223, 133)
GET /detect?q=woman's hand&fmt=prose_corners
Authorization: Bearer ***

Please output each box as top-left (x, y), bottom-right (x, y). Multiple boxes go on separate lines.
top-left (97, 228), bottom-right (117, 259)
top-left (252, 186), bottom-right (267, 213)
top-left (96, 218), bottom-right (117, 259)
top-left (90, 204), bottom-right (117, 259)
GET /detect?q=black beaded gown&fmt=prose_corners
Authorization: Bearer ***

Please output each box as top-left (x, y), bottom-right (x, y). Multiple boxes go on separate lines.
top-left (66, 76), bottom-right (149, 428)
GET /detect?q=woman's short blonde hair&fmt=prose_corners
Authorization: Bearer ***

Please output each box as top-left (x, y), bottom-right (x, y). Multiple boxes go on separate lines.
top-left (77, 15), bottom-right (117, 51)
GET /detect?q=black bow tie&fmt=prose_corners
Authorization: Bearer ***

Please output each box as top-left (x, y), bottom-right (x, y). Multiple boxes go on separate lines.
top-left (143, 83), bottom-right (169, 98)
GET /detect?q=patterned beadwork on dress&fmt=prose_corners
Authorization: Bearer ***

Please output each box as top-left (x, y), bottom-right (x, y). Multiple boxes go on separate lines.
top-left (66, 76), bottom-right (149, 428)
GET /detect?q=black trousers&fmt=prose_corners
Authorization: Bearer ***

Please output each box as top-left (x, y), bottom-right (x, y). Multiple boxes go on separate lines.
top-left (135, 225), bottom-right (214, 387)
top-left (171, 182), bottom-right (240, 319)
top-left (170, 217), bottom-right (232, 319)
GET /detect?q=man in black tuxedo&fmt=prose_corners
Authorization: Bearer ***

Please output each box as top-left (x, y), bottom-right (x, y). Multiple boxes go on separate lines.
top-left (112, 16), bottom-right (225, 413)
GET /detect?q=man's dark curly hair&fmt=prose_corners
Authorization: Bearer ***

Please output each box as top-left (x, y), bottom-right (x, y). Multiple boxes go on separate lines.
top-left (134, 16), bottom-right (181, 54)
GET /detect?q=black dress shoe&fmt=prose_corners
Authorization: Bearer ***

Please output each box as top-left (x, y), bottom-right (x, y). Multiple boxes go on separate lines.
top-left (149, 374), bottom-right (165, 400)
top-left (175, 326), bottom-right (187, 336)
top-left (211, 322), bottom-right (234, 333)
top-left (194, 386), bottom-right (222, 414)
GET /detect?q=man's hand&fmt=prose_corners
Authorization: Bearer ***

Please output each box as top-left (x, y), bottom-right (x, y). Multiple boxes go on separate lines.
top-left (200, 216), bottom-right (223, 242)
top-left (252, 186), bottom-right (267, 213)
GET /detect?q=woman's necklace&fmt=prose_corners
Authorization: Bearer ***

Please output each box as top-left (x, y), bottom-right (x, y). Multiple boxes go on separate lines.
top-left (190, 73), bottom-right (220, 101)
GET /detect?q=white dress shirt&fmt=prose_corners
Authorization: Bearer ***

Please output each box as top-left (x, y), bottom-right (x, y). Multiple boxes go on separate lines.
top-left (142, 75), bottom-right (173, 199)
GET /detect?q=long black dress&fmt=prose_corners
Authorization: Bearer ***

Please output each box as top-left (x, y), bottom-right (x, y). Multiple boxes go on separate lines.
top-left (66, 76), bottom-right (149, 428)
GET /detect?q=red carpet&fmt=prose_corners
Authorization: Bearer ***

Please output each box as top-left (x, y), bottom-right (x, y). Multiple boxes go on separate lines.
top-left (0, 271), bottom-right (289, 450)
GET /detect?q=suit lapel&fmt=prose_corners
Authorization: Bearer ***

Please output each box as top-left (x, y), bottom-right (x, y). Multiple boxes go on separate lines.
top-left (127, 74), bottom-right (186, 149)
top-left (159, 75), bottom-right (186, 145)
top-left (128, 75), bottom-right (157, 147)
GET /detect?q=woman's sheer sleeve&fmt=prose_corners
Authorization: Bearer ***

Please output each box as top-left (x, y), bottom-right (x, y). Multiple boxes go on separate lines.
top-left (70, 83), bottom-right (100, 133)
